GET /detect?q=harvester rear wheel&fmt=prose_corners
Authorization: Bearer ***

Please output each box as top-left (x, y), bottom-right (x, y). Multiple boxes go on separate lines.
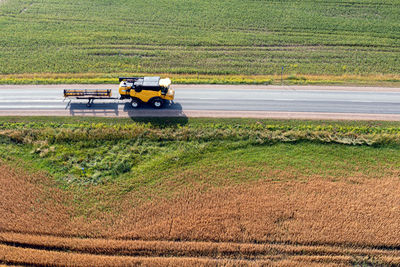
top-left (151, 98), bottom-right (164, 109)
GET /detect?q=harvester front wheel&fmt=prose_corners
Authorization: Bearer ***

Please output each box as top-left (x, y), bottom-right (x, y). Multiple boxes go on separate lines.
top-left (151, 98), bottom-right (164, 109)
top-left (131, 98), bottom-right (140, 108)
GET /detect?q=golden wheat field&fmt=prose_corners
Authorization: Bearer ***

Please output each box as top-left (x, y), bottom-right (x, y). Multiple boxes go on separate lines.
top-left (1, 160), bottom-right (400, 266)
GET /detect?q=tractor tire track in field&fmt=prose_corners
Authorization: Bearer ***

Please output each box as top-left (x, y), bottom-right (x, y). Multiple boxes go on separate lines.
top-left (1, 232), bottom-right (400, 266)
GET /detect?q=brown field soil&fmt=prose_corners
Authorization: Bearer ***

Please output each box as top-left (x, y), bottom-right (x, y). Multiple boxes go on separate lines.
top-left (1, 161), bottom-right (400, 266)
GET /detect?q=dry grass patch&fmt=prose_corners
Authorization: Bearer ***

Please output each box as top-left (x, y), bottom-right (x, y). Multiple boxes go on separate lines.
top-left (0, 161), bottom-right (74, 235)
top-left (115, 176), bottom-right (400, 248)
top-left (2, 159), bottom-right (400, 248)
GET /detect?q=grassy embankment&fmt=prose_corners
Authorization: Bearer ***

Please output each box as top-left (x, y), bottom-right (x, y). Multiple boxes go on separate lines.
top-left (1, 0), bottom-right (400, 85)
top-left (2, 117), bottom-right (400, 265)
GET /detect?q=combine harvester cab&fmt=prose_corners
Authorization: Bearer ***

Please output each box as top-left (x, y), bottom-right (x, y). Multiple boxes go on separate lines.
top-left (119, 76), bottom-right (175, 108)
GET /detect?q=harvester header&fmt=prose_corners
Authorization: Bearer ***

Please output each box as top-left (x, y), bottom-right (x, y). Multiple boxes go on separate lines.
top-left (63, 89), bottom-right (112, 98)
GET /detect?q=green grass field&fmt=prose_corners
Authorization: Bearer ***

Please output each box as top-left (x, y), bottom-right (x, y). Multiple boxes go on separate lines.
top-left (1, 0), bottom-right (400, 84)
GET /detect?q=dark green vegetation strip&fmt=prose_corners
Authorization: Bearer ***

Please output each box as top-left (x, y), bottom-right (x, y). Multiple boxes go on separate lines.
top-left (1, 116), bottom-right (400, 186)
top-left (1, 0), bottom-right (400, 77)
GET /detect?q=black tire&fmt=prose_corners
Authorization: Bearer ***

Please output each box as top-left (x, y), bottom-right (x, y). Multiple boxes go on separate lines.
top-left (131, 98), bottom-right (140, 108)
top-left (151, 98), bottom-right (164, 109)
top-left (86, 102), bottom-right (92, 108)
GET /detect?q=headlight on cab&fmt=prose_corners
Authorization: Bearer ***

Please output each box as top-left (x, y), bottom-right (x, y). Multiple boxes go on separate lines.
top-left (167, 89), bottom-right (175, 96)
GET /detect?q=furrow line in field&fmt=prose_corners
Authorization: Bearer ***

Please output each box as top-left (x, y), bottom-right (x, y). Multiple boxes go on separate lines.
top-left (0, 243), bottom-right (378, 266)
top-left (0, 244), bottom-right (254, 267)
top-left (1, 232), bottom-right (400, 264)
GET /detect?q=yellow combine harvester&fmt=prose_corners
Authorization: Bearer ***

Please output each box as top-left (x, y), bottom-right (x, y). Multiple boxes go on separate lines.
top-left (119, 77), bottom-right (174, 108)
top-left (64, 77), bottom-right (175, 108)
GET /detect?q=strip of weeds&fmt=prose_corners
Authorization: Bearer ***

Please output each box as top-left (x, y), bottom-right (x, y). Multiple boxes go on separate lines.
top-left (1, 73), bottom-right (400, 86)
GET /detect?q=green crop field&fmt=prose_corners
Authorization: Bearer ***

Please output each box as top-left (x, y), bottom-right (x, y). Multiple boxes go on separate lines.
top-left (1, 0), bottom-right (400, 85)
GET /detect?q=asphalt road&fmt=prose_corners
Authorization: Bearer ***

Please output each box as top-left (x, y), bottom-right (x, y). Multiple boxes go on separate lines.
top-left (1, 85), bottom-right (400, 120)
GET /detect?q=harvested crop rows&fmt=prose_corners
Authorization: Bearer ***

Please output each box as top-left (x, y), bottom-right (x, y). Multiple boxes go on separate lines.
top-left (2, 232), bottom-right (400, 266)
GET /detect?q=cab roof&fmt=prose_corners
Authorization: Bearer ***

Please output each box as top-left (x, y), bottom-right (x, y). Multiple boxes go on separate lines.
top-left (135, 77), bottom-right (160, 87)
top-left (119, 77), bottom-right (171, 87)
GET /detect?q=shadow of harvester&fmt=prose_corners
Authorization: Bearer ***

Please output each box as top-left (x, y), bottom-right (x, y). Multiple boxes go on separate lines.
top-left (67, 100), bottom-right (188, 126)
top-left (123, 102), bottom-right (188, 126)
top-left (69, 102), bottom-right (120, 116)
